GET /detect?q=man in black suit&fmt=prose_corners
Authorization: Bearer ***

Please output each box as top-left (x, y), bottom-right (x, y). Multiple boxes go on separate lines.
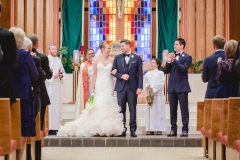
top-left (164, 38), bottom-right (192, 137)
top-left (202, 36), bottom-right (226, 98)
top-left (27, 34), bottom-right (53, 130)
top-left (27, 34), bottom-right (52, 160)
top-left (0, 27), bottom-right (18, 104)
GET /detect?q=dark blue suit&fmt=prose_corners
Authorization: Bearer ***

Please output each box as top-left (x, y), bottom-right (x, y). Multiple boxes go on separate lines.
top-left (164, 52), bottom-right (192, 133)
top-left (201, 50), bottom-right (225, 98)
top-left (112, 53), bottom-right (143, 132)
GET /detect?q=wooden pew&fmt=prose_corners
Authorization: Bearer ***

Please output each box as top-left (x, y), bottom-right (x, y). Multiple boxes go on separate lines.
top-left (196, 101), bottom-right (206, 157)
top-left (0, 98), bottom-right (17, 160)
top-left (225, 97), bottom-right (240, 160)
top-left (211, 99), bottom-right (224, 160)
top-left (42, 105), bottom-right (49, 147)
top-left (204, 99), bottom-right (212, 159)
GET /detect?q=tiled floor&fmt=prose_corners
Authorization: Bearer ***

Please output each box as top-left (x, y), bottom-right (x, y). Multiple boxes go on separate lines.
top-left (42, 147), bottom-right (207, 160)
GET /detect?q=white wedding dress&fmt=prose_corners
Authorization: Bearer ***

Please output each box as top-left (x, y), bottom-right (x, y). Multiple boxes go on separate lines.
top-left (57, 63), bottom-right (125, 137)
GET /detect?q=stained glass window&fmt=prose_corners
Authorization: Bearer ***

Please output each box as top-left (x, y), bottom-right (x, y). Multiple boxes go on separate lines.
top-left (124, 0), bottom-right (151, 62)
top-left (89, 0), bottom-right (117, 53)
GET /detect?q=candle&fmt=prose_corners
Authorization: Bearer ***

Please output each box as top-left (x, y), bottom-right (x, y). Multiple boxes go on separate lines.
top-left (80, 46), bottom-right (84, 54)
top-left (73, 50), bottom-right (80, 64)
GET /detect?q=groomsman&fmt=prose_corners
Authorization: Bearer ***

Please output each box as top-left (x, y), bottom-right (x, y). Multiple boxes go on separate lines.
top-left (45, 43), bottom-right (66, 135)
top-left (202, 36), bottom-right (226, 98)
top-left (164, 38), bottom-right (192, 137)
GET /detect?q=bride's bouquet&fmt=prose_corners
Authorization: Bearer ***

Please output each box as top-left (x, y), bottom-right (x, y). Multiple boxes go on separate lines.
top-left (86, 93), bottom-right (95, 111)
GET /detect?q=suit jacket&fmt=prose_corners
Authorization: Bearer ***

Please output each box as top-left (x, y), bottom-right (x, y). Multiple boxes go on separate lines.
top-left (32, 48), bottom-right (53, 106)
top-left (202, 50), bottom-right (225, 98)
top-left (31, 55), bottom-right (47, 112)
top-left (164, 52), bottom-right (192, 93)
top-left (0, 28), bottom-right (18, 103)
top-left (112, 53), bottom-right (143, 92)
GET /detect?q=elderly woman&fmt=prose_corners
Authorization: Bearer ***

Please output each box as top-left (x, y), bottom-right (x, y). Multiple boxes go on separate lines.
top-left (74, 48), bottom-right (95, 119)
top-left (9, 27), bottom-right (38, 160)
top-left (214, 40), bottom-right (240, 98)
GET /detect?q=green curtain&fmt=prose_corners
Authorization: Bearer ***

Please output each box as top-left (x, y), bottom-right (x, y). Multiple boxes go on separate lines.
top-left (157, 0), bottom-right (178, 60)
top-left (62, 0), bottom-right (84, 73)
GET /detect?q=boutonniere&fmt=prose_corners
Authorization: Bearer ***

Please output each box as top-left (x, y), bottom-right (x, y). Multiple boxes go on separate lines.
top-left (131, 55), bottom-right (134, 58)
top-left (181, 54), bottom-right (185, 57)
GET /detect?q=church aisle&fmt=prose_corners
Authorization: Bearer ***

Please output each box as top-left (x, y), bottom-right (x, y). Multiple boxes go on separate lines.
top-left (41, 147), bottom-right (206, 160)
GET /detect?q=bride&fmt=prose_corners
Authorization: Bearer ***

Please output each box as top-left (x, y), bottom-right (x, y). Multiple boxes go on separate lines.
top-left (57, 42), bottom-right (125, 137)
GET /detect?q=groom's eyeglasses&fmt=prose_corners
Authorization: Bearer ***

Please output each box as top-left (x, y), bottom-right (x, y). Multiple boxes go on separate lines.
top-left (87, 52), bottom-right (94, 55)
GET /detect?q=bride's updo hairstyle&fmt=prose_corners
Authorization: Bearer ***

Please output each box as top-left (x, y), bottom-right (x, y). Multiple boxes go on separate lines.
top-left (99, 41), bottom-right (110, 52)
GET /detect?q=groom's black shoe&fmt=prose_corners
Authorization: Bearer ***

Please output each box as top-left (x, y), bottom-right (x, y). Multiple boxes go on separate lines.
top-left (167, 131), bottom-right (177, 137)
top-left (130, 132), bottom-right (137, 137)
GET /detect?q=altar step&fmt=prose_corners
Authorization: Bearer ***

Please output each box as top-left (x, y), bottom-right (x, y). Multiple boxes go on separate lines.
top-left (44, 134), bottom-right (202, 147)
top-left (61, 103), bottom-right (199, 134)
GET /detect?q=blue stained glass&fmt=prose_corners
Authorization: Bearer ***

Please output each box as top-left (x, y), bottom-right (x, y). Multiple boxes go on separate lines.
top-left (93, 28), bottom-right (96, 34)
top-left (93, 35), bottom-right (96, 41)
top-left (103, 22), bottom-right (106, 27)
top-left (144, 8), bottom-right (148, 14)
top-left (138, 15), bottom-right (141, 21)
top-left (93, 1), bottom-right (96, 7)
top-left (144, 1), bottom-right (147, 7)
top-left (99, 28), bottom-right (102, 34)
top-left (99, 34), bottom-right (103, 41)
top-left (137, 35), bottom-right (141, 41)
top-left (141, 8), bottom-right (144, 14)
top-left (90, 1), bottom-right (93, 7)
top-left (148, 15), bottom-right (151, 21)
top-left (100, 15), bottom-right (102, 21)
top-left (147, 28), bottom-right (150, 34)
top-left (141, 42), bottom-right (144, 47)
top-left (93, 8), bottom-right (97, 14)
top-left (145, 42), bottom-right (148, 48)
top-left (90, 28), bottom-right (93, 34)
top-left (134, 35), bottom-right (137, 40)
top-left (147, 8), bottom-right (150, 14)
top-left (147, 2), bottom-right (151, 7)
top-left (141, 22), bottom-right (144, 27)
top-left (137, 41), bottom-right (141, 47)
top-left (135, 22), bottom-right (138, 27)
top-left (141, 35), bottom-right (144, 41)
top-left (135, 48), bottom-right (137, 53)
top-left (93, 41), bottom-right (96, 47)
top-left (90, 8), bottom-right (93, 14)
top-left (144, 28), bottom-right (147, 34)
top-left (145, 35), bottom-right (148, 41)
top-left (103, 35), bottom-right (106, 40)
top-left (138, 28), bottom-right (141, 34)
top-left (90, 41), bottom-right (93, 48)
top-left (97, 8), bottom-right (99, 14)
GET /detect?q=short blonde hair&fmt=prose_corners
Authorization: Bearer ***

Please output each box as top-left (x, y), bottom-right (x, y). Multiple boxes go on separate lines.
top-left (9, 26), bottom-right (25, 49)
top-left (213, 35), bottom-right (226, 49)
top-left (224, 40), bottom-right (238, 59)
top-left (21, 37), bottom-right (32, 51)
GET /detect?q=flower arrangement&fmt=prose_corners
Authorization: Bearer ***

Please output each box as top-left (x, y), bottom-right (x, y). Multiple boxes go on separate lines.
top-left (86, 94), bottom-right (95, 111)
top-left (57, 46), bottom-right (74, 73)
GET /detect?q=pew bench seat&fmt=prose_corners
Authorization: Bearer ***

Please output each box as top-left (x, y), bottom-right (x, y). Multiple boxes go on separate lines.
top-left (234, 140), bottom-right (240, 153)
top-left (0, 146), bottom-right (3, 156)
top-left (200, 127), bottom-right (204, 135)
top-left (207, 130), bottom-right (212, 138)
top-left (217, 132), bottom-right (222, 142)
top-left (11, 140), bottom-right (17, 152)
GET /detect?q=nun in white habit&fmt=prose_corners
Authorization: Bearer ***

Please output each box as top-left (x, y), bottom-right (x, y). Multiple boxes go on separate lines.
top-left (143, 58), bottom-right (167, 135)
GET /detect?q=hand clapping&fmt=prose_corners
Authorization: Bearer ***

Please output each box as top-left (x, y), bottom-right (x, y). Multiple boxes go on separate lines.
top-left (217, 57), bottom-right (222, 63)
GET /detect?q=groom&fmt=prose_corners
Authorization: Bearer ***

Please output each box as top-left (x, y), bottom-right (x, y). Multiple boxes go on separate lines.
top-left (112, 39), bottom-right (143, 137)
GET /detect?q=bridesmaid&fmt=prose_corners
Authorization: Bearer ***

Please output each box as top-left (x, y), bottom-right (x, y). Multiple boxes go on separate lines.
top-left (143, 58), bottom-right (167, 135)
top-left (214, 40), bottom-right (240, 98)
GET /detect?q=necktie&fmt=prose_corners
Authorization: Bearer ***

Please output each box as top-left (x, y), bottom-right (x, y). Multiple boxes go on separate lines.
top-left (124, 54), bottom-right (130, 57)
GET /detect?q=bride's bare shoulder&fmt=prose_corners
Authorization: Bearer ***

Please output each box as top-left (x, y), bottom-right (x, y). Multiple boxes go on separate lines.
top-left (109, 57), bottom-right (114, 62)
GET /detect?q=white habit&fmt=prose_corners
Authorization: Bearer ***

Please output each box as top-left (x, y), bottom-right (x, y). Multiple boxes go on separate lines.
top-left (74, 62), bottom-right (93, 119)
top-left (143, 69), bottom-right (167, 131)
top-left (46, 54), bottom-right (66, 130)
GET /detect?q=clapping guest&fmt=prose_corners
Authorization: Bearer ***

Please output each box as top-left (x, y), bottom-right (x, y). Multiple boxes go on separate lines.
top-left (9, 27), bottom-right (38, 160)
top-left (143, 58), bottom-right (166, 135)
top-left (233, 41), bottom-right (240, 96)
top-left (214, 40), bottom-right (240, 98)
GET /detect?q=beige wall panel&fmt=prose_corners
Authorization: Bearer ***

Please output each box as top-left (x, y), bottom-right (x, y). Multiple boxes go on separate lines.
top-left (195, 0), bottom-right (206, 60)
top-left (0, 0), bottom-right (11, 29)
top-left (24, 0), bottom-right (34, 34)
top-left (186, 0), bottom-right (196, 59)
top-left (229, 0), bottom-right (240, 41)
top-left (44, 0), bottom-right (54, 54)
top-left (84, 11), bottom-right (89, 52)
top-left (53, 0), bottom-right (59, 48)
top-left (34, 0), bottom-right (44, 50)
top-left (14, 0), bottom-right (24, 29)
top-left (178, 0), bottom-right (183, 38)
top-left (216, 0), bottom-right (225, 37)
top-left (205, 0), bottom-right (216, 57)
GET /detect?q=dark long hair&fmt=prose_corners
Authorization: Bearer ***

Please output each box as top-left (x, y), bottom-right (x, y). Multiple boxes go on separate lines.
top-left (233, 41), bottom-right (240, 72)
top-left (151, 58), bottom-right (162, 70)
